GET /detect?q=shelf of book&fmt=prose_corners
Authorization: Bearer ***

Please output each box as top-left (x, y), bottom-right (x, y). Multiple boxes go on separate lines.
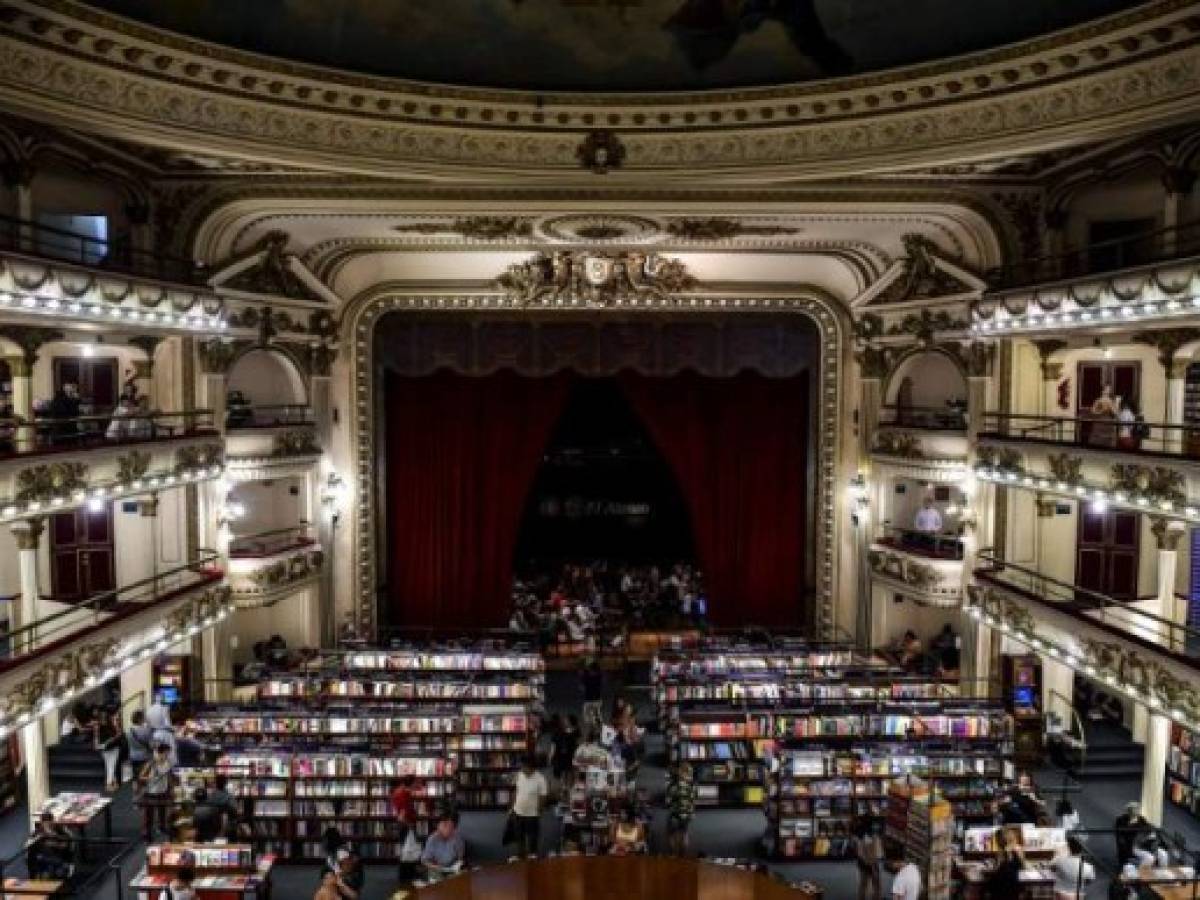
top-left (131, 843), bottom-right (274, 898)
top-left (302, 650), bottom-right (544, 674)
top-left (188, 703), bottom-right (532, 810)
top-left (766, 746), bottom-right (1011, 860)
top-left (177, 752), bottom-right (454, 862)
top-left (1168, 723), bottom-right (1200, 819)
top-left (259, 676), bottom-right (541, 705)
top-left (899, 784), bottom-right (954, 900)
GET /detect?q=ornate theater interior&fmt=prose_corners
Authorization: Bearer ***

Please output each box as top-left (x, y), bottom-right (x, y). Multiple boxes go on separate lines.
top-left (0, 1), bottom-right (1196, 898)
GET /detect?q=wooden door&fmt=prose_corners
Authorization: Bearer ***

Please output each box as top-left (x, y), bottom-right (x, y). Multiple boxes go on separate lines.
top-left (50, 504), bottom-right (116, 604)
top-left (1076, 507), bottom-right (1140, 603)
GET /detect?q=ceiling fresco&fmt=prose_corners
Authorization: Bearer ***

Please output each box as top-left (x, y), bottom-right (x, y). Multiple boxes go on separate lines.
top-left (82, 0), bottom-right (1146, 92)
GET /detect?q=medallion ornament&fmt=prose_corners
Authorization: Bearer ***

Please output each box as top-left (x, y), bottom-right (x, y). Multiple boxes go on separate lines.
top-left (496, 251), bottom-right (694, 307)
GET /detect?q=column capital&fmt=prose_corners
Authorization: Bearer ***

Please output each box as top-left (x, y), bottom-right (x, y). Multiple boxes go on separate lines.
top-left (131, 359), bottom-right (153, 381)
top-left (0, 157), bottom-right (34, 189)
top-left (1162, 165), bottom-right (1198, 197)
top-left (4, 355), bottom-right (30, 378)
top-left (11, 517), bottom-right (44, 551)
top-left (1133, 327), bottom-right (1200, 375)
top-left (1041, 362), bottom-right (1063, 382)
top-left (1151, 516), bottom-right (1186, 551)
top-left (1043, 206), bottom-right (1069, 231)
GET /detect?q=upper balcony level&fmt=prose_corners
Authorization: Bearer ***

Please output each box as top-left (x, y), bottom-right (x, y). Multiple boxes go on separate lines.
top-left (973, 220), bottom-right (1200, 339)
top-left (0, 553), bottom-right (231, 738)
top-left (979, 412), bottom-right (1200, 466)
top-left (970, 551), bottom-right (1200, 726)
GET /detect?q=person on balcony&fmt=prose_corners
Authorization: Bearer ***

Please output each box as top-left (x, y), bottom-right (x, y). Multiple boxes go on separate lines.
top-left (1089, 386), bottom-right (1118, 447)
top-left (913, 498), bottom-right (943, 533)
top-left (106, 383), bottom-right (143, 442)
top-left (1116, 398), bottom-right (1141, 451)
top-left (46, 382), bottom-right (81, 445)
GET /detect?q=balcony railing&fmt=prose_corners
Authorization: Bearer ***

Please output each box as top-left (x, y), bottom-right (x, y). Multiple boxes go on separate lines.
top-left (877, 526), bottom-right (965, 561)
top-left (0, 409), bottom-right (217, 459)
top-left (0, 214), bottom-right (204, 285)
top-left (225, 404), bottom-right (314, 429)
top-left (879, 405), bottom-right (967, 431)
top-left (979, 412), bottom-right (1200, 459)
top-left (228, 525), bottom-right (315, 559)
top-left (974, 549), bottom-right (1200, 666)
top-left (0, 551), bottom-right (222, 670)
top-left (986, 219), bottom-right (1200, 291)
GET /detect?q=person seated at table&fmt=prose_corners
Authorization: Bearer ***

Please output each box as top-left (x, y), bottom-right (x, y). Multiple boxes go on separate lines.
top-left (159, 864), bottom-right (196, 900)
top-left (26, 811), bottom-right (73, 880)
top-left (337, 847), bottom-right (364, 898)
top-left (609, 808), bottom-right (647, 856)
top-left (1114, 802), bottom-right (1152, 866)
top-left (313, 870), bottom-right (342, 900)
top-left (983, 830), bottom-right (1027, 899)
top-left (421, 812), bottom-right (465, 879)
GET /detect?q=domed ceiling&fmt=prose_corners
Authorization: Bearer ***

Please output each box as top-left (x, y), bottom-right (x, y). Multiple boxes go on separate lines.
top-left (81, 0), bottom-right (1145, 92)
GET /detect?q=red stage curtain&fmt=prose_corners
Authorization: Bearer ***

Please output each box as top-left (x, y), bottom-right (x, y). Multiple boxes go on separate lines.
top-left (620, 372), bottom-right (809, 628)
top-left (384, 370), bottom-right (570, 629)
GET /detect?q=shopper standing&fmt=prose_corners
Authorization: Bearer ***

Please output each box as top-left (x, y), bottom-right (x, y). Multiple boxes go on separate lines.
top-left (511, 755), bottom-right (547, 856)
top-left (666, 764), bottom-right (696, 856)
top-left (852, 817), bottom-right (883, 900)
top-left (139, 743), bottom-right (176, 841)
top-left (94, 708), bottom-right (122, 792)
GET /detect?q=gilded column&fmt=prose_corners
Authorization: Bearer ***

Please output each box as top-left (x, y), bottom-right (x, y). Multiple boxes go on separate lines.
top-left (10, 518), bottom-right (43, 652)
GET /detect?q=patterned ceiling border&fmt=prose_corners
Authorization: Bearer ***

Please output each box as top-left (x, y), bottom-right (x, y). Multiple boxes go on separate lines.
top-left (345, 288), bottom-right (848, 641)
top-left (0, 1), bottom-right (1196, 179)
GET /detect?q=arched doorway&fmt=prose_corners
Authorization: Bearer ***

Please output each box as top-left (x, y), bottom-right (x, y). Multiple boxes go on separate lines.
top-left (226, 348), bottom-right (307, 427)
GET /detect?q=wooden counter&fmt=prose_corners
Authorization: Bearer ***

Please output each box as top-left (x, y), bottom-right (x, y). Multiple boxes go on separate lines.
top-left (405, 857), bottom-right (820, 900)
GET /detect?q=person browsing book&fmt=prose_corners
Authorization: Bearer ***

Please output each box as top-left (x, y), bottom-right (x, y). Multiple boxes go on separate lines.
top-left (158, 865), bottom-right (195, 900)
top-left (421, 813), bottom-right (465, 877)
top-left (511, 755), bottom-right (547, 856)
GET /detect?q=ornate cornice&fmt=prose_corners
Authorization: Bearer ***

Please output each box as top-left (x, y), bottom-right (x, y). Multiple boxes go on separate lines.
top-left (0, 1), bottom-right (1196, 180)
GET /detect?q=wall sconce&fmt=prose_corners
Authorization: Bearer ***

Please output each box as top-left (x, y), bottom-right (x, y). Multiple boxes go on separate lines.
top-left (321, 472), bottom-right (348, 526)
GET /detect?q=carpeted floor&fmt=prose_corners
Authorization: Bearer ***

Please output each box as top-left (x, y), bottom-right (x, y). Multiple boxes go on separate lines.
top-left (0, 667), bottom-right (1195, 898)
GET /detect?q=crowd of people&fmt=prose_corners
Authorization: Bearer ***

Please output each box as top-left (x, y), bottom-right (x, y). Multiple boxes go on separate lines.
top-left (509, 562), bottom-right (709, 649)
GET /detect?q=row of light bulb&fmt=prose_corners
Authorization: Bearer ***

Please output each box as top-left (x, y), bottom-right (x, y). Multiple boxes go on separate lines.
top-left (972, 292), bottom-right (1200, 335)
top-left (969, 605), bottom-right (1200, 729)
top-left (975, 466), bottom-right (1198, 520)
top-left (0, 465), bottom-right (224, 523)
top-left (0, 603), bottom-right (232, 741)
top-left (0, 290), bottom-right (227, 331)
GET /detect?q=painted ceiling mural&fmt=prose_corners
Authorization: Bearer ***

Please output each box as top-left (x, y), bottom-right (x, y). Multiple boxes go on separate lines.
top-left (83, 0), bottom-right (1145, 92)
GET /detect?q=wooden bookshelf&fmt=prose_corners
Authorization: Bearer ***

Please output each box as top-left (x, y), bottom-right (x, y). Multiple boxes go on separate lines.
top-left (1168, 723), bottom-right (1200, 819)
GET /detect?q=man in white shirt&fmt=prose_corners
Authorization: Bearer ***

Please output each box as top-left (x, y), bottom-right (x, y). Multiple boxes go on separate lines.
top-left (913, 499), bottom-right (943, 534)
top-left (888, 847), bottom-right (921, 900)
top-left (1051, 836), bottom-right (1095, 900)
top-left (511, 755), bottom-right (547, 857)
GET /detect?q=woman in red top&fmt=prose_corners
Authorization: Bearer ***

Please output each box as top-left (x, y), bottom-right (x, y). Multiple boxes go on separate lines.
top-left (391, 775), bottom-right (420, 880)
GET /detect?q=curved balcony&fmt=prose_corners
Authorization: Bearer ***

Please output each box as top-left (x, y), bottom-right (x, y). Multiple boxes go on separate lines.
top-left (986, 219), bottom-right (1200, 293)
top-left (224, 403), bottom-right (314, 431)
top-left (876, 525), bottom-right (965, 561)
top-left (0, 409), bottom-right (218, 460)
top-left (0, 553), bottom-right (230, 736)
top-left (226, 528), bottom-right (323, 608)
top-left (973, 550), bottom-right (1198, 669)
top-left (980, 412), bottom-right (1200, 463)
top-left (868, 531), bottom-right (963, 609)
top-left (879, 404), bottom-right (967, 432)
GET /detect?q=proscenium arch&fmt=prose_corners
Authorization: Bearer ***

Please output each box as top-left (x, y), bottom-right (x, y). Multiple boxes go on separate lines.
top-left (340, 285), bottom-right (851, 643)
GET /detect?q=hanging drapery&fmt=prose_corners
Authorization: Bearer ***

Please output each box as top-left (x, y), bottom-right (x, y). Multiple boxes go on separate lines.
top-left (384, 370), bottom-right (571, 629)
top-left (619, 371), bottom-right (810, 628)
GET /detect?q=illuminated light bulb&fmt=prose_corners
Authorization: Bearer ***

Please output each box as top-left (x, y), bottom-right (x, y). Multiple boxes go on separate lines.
top-left (1103, 346), bottom-right (1113, 360)
top-left (1100, 309), bottom-right (1114, 319)
top-left (1090, 497), bottom-right (1107, 515)
top-left (21, 296), bottom-right (36, 309)
top-left (86, 496), bottom-right (104, 514)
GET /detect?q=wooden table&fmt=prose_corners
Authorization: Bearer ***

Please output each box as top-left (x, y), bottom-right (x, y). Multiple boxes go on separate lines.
top-left (2, 877), bottom-right (63, 898)
top-left (1125, 866), bottom-right (1200, 900)
top-left (407, 857), bottom-right (822, 900)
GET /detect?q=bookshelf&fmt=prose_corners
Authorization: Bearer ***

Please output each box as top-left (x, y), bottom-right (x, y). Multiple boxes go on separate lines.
top-left (177, 752), bottom-right (455, 862)
top-left (766, 746), bottom-right (1010, 860)
top-left (1168, 723), bottom-right (1200, 819)
top-left (561, 750), bottom-right (629, 853)
top-left (258, 675), bottom-right (540, 705)
top-left (131, 843), bottom-right (274, 899)
top-left (188, 703), bottom-right (532, 810)
top-left (0, 737), bottom-right (17, 817)
top-left (902, 787), bottom-right (954, 900)
top-left (1000, 654), bottom-right (1043, 764)
top-left (310, 650), bottom-right (544, 674)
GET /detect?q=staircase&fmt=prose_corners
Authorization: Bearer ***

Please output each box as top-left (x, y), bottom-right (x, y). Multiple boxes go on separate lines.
top-left (47, 741), bottom-right (106, 790)
top-left (1071, 720), bottom-right (1146, 782)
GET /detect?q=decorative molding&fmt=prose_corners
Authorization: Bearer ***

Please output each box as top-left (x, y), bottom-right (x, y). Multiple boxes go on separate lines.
top-left (495, 251), bottom-right (695, 308)
top-left (14, 462), bottom-right (87, 505)
top-left (664, 219), bottom-right (801, 241)
top-left (0, 325), bottom-right (63, 365)
top-left (868, 547), bottom-right (962, 608)
top-left (196, 339), bottom-right (241, 375)
top-left (273, 429), bottom-right (321, 458)
top-left (1133, 327), bottom-right (1200, 372)
top-left (1047, 453), bottom-right (1084, 486)
top-left (229, 546), bottom-right (324, 606)
top-left (976, 446), bottom-right (1023, 472)
top-left (872, 432), bottom-right (924, 459)
top-left (393, 217), bottom-right (533, 241)
top-left (0, 1), bottom-right (1195, 180)
top-left (174, 443), bottom-right (225, 475)
top-left (1109, 463), bottom-right (1186, 508)
top-left (115, 450), bottom-right (152, 484)
top-left (348, 290), bottom-right (846, 640)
